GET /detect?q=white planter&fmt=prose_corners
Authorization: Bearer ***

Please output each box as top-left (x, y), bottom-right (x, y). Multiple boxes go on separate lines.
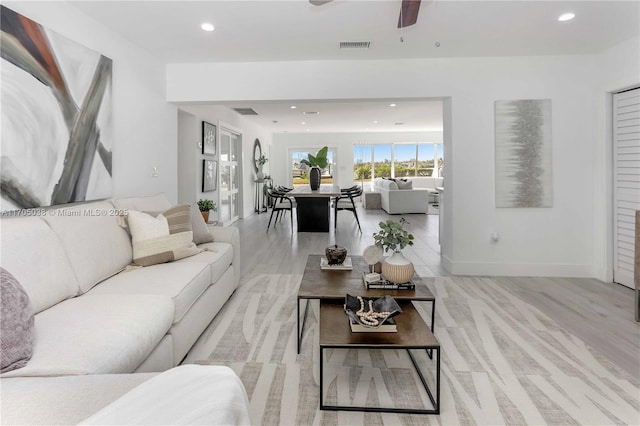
top-left (381, 251), bottom-right (414, 284)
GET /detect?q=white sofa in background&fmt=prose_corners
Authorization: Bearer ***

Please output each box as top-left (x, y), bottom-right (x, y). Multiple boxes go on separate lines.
top-left (0, 193), bottom-right (240, 377)
top-left (373, 178), bottom-right (430, 214)
top-left (411, 176), bottom-right (444, 203)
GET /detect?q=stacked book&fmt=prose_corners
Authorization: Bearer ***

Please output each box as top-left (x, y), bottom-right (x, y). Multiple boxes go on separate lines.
top-left (349, 316), bottom-right (397, 333)
top-left (362, 272), bottom-right (415, 290)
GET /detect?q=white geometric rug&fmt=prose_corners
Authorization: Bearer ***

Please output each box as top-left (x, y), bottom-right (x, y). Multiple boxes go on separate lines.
top-left (185, 274), bottom-right (640, 425)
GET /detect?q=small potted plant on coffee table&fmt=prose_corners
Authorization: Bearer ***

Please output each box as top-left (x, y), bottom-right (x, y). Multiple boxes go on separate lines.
top-left (197, 199), bottom-right (217, 223)
top-left (373, 217), bottom-right (415, 284)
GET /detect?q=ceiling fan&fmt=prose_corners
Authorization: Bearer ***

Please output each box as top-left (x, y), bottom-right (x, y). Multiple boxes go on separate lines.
top-left (310, 0), bottom-right (422, 28)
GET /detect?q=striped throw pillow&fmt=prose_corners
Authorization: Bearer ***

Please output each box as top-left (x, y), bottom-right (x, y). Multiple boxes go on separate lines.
top-left (128, 210), bottom-right (202, 267)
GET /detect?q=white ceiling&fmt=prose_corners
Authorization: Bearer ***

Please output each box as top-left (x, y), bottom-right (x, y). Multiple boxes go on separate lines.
top-left (70, 0), bottom-right (639, 133)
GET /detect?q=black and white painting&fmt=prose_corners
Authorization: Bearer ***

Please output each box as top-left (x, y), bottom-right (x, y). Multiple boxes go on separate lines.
top-left (202, 160), bottom-right (217, 192)
top-left (202, 121), bottom-right (216, 156)
top-left (0, 6), bottom-right (113, 210)
top-left (495, 99), bottom-right (552, 208)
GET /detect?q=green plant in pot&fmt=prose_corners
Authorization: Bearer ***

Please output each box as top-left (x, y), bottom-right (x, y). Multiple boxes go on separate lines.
top-left (256, 155), bottom-right (268, 180)
top-left (197, 199), bottom-right (217, 223)
top-left (373, 218), bottom-right (415, 284)
top-left (300, 146), bottom-right (328, 190)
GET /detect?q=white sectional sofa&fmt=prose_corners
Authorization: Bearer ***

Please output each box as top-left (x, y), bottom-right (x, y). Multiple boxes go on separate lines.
top-left (411, 176), bottom-right (444, 204)
top-left (0, 193), bottom-right (249, 424)
top-left (373, 178), bottom-right (430, 214)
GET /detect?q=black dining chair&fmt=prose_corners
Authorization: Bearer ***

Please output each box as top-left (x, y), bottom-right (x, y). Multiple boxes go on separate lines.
top-left (333, 186), bottom-right (363, 232)
top-left (266, 187), bottom-right (295, 233)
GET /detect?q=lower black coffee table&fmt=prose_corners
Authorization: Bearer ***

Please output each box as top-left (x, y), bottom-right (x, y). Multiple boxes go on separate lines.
top-left (319, 301), bottom-right (440, 414)
top-left (297, 255), bottom-right (436, 353)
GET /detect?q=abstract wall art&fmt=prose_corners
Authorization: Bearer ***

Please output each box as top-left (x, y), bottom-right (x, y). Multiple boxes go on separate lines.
top-left (0, 6), bottom-right (113, 210)
top-left (202, 160), bottom-right (217, 192)
top-left (495, 99), bottom-right (553, 208)
top-left (202, 121), bottom-right (216, 156)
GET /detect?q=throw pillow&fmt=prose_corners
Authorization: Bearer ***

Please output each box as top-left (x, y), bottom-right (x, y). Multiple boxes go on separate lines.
top-left (127, 211), bottom-right (202, 267)
top-left (0, 268), bottom-right (34, 373)
top-left (396, 179), bottom-right (413, 190)
top-left (190, 203), bottom-right (214, 245)
top-left (145, 204), bottom-right (192, 235)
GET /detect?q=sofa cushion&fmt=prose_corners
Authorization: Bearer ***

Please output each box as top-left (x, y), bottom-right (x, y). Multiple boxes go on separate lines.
top-left (80, 365), bottom-right (250, 426)
top-left (111, 193), bottom-right (173, 212)
top-left (0, 373), bottom-right (155, 426)
top-left (176, 242), bottom-right (233, 283)
top-left (44, 201), bottom-right (133, 294)
top-left (396, 179), bottom-right (413, 189)
top-left (378, 179), bottom-right (399, 190)
top-left (0, 216), bottom-right (79, 313)
top-left (0, 294), bottom-right (174, 377)
top-left (87, 262), bottom-right (211, 323)
top-left (190, 203), bottom-right (214, 244)
top-left (128, 211), bottom-right (202, 267)
top-left (0, 268), bottom-right (34, 373)
top-left (145, 204), bottom-right (193, 235)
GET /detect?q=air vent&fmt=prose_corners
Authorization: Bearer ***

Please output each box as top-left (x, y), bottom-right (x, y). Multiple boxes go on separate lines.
top-left (303, 111), bottom-right (319, 115)
top-left (339, 41), bottom-right (370, 49)
top-left (232, 108), bottom-right (258, 115)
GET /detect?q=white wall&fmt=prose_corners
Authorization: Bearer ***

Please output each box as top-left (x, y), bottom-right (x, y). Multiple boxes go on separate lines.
top-left (177, 105), bottom-right (272, 219)
top-left (166, 51), bottom-right (637, 278)
top-left (270, 131), bottom-right (443, 188)
top-left (5, 1), bottom-right (179, 203)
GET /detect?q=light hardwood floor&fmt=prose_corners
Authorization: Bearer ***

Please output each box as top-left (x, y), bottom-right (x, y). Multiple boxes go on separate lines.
top-left (228, 205), bottom-right (639, 381)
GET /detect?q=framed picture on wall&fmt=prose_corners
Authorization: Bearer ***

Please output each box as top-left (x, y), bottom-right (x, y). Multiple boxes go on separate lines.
top-left (202, 121), bottom-right (216, 155)
top-left (202, 159), bottom-right (217, 192)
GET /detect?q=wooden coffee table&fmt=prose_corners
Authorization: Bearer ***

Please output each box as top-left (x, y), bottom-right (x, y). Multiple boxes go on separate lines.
top-left (297, 255), bottom-right (436, 353)
top-left (319, 301), bottom-right (440, 414)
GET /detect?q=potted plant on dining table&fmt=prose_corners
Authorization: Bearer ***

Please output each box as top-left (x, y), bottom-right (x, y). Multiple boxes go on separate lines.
top-left (300, 146), bottom-right (328, 190)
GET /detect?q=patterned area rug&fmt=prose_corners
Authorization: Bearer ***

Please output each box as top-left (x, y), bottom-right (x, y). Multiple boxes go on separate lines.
top-left (185, 274), bottom-right (640, 425)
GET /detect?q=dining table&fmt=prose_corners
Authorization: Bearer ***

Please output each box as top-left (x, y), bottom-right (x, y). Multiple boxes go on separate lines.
top-left (288, 184), bottom-right (342, 232)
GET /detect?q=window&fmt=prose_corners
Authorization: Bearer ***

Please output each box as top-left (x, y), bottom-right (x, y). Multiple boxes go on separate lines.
top-left (290, 148), bottom-right (336, 187)
top-left (354, 143), bottom-right (443, 183)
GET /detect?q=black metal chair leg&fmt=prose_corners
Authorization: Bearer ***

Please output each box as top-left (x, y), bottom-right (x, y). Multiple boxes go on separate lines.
top-left (267, 207), bottom-right (277, 232)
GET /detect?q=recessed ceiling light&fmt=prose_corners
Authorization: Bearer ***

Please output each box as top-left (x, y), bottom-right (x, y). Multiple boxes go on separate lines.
top-left (301, 121), bottom-right (306, 125)
top-left (558, 12), bottom-right (575, 22)
top-left (290, 105), bottom-right (297, 109)
top-left (389, 103), bottom-right (397, 107)
top-left (201, 22), bottom-right (215, 32)
top-left (373, 120), bottom-right (379, 124)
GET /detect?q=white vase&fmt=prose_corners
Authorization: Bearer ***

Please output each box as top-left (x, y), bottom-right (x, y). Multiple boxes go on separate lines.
top-left (257, 164), bottom-right (265, 180)
top-left (381, 251), bottom-right (414, 284)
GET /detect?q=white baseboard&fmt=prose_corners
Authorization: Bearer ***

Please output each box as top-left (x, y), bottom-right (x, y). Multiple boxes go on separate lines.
top-left (441, 255), bottom-right (593, 277)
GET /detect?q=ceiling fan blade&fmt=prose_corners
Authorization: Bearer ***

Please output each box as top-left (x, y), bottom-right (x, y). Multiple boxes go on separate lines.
top-left (309, 0), bottom-right (333, 5)
top-left (398, 0), bottom-right (421, 28)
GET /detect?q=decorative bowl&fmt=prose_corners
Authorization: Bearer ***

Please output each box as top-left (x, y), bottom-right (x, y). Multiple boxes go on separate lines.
top-left (344, 294), bottom-right (402, 328)
top-left (325, 244), bottom-right (347, 265)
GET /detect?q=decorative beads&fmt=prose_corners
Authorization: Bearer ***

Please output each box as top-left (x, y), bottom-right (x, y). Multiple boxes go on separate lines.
top-left (355, 296), bottom-right (390, 326)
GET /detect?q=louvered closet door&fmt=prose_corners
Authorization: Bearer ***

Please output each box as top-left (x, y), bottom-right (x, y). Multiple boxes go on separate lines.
top-left (613, 88), bottom-right (640, 288)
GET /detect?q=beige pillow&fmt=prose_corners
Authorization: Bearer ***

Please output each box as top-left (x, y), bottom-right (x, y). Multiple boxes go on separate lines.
top-left (190, 204), bottom-right (214, 244)
top-left (128, 211), bottom-right (202, 267)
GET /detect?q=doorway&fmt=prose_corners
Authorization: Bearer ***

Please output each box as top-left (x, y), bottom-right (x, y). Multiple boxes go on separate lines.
top-left (219, 127), bottom-right (242, 224)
